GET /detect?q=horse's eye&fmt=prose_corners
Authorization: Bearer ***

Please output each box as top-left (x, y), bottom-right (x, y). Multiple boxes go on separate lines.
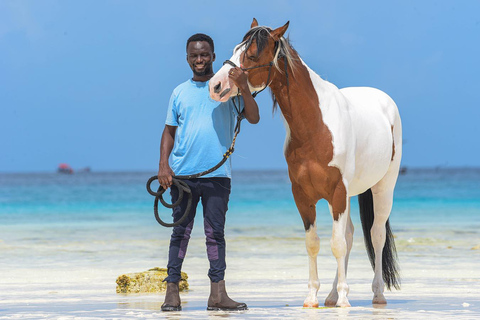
top-left (248, 55), bottom-right (257, 61)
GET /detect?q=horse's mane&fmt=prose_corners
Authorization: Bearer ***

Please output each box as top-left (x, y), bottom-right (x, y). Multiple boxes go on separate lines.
top-left (236, 26), bottom-right (298, 112)
top-left (236, 26), bottom-right (297, 74)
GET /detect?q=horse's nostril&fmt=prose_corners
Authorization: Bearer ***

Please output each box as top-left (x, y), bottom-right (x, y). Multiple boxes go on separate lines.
top-left (214, 82), bottom-right (221, 93)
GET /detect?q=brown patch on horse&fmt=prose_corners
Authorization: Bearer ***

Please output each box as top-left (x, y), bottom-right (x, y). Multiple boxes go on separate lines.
top-left (331, 182), bottom-right (347, 221)
top-left (272, 53), bottom-right (346, 224)
top-left (240, 27), bottom-right (347, 226)
top-left (391, 125), bottom-right (395, 161)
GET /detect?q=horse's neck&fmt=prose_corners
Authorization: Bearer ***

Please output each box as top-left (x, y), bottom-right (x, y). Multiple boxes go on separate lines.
top-left (270, 57), bottom-right (331, 142)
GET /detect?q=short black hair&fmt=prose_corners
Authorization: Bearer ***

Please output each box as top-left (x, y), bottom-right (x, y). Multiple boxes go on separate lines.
top-left (186, 33), bottom-right (214, 53)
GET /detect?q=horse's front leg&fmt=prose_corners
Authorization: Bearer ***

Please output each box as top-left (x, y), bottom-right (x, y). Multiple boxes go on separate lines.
top-left (325, 203), bottom-right (353, 307)
top-left (292, 185), bottom-right (320, 308)
top-left (328, 184), bottom-right (351, 307)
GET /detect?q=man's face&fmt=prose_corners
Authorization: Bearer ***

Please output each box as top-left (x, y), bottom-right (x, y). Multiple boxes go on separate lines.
top-left (187, 41), bottom-right (215, 77)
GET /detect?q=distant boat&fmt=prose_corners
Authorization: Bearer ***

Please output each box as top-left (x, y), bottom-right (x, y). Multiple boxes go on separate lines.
top-left (58, 163), bottom-right (73, 174)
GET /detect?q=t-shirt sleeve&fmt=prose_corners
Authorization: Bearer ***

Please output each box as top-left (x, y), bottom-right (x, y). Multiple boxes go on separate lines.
top-left (165, 91), bottom-right (179, 126)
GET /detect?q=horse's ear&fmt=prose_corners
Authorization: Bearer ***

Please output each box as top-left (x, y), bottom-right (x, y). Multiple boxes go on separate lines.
top-left (271, 21), bottom-right (289, 40)
top-left (251, 18), bottom-right (258, 28)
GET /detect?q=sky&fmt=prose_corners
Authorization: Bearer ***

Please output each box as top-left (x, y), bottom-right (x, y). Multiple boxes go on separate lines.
top-left (1, 0), bottom-right (479, 173)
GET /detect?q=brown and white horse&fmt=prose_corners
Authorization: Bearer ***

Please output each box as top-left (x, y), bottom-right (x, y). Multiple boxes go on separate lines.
top-left (209, 19), bottom-right (402, 308)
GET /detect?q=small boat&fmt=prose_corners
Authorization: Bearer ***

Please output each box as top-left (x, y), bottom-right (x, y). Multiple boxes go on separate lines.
top-left (58, 163), bottom-right (73, 174)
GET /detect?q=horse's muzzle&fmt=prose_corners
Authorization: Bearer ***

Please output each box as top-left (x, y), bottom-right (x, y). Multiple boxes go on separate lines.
top-left (219, 88), bottom-right (231, 99)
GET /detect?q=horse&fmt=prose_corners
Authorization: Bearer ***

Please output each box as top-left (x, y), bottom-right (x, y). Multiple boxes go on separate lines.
top-left (209, 18), bottom-right (402, 308)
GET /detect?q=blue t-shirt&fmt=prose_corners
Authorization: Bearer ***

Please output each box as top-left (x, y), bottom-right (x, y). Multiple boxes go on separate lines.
top-left (165, 79), bottom-right (243, 178)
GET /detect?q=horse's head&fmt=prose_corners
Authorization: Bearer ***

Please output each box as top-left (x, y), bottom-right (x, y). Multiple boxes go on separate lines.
top-left (209, 18), bottom-right (290, 102)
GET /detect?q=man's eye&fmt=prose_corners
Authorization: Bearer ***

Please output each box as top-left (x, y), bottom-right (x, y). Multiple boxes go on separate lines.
top-left (201, 53), bottom-right (209, 57)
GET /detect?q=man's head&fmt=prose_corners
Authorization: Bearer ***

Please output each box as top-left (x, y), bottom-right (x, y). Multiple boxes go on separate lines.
top-left (186, 33), bottom-right (215, 79)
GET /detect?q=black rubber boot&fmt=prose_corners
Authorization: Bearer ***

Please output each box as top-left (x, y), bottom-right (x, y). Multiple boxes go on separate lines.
top-left (161, 282), bottom-right (182, 311)
top-left (207, 280), bottom-right (248, 311)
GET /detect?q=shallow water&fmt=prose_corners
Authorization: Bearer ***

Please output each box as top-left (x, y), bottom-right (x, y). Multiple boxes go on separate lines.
top-left (1, 169), bottom-right (479, 319)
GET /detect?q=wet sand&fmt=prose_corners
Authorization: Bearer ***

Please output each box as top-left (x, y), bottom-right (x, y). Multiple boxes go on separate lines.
top-left (1, 225), bottom-right (479, 319)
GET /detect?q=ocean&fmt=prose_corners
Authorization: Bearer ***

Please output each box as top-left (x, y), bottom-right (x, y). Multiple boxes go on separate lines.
top-left (1, 169), bottom-right (479, 319)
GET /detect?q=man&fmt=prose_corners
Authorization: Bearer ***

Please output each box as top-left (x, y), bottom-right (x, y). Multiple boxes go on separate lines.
top-left (158, 33), bottom-right (259, 312)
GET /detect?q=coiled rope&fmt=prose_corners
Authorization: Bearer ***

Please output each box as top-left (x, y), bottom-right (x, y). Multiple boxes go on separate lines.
top-left (146, 99), bottom-right (243, 227)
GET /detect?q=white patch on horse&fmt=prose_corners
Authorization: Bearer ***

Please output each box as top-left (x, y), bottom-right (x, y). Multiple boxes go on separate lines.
top-left (300, 59), bottom-right (399, 196)
top-left (281, 112), bottom-right (291, 157)
top-left (230, 44), bottom-right (244, 66)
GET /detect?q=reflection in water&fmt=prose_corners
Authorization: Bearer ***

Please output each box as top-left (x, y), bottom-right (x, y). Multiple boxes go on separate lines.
top-left (117, 300), bottom-right (164, 311)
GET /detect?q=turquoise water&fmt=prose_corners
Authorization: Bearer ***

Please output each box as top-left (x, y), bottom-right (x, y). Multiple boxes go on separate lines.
top-left (1, 168), bottom-right (479, 261)
top-left (2, 168), bottom-right (479, 230)
top-left (1, 169), bottom-right (479, 319)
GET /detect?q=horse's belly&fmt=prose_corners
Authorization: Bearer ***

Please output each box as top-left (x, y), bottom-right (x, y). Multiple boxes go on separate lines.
top-left (348, 160), bottom-right (390, 196)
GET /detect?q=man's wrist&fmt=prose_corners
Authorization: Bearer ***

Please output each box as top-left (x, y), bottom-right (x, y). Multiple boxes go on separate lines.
top-left (159, 160), bottom-right (169, 168)
top-left (238, 84), bottom-right (250, 94)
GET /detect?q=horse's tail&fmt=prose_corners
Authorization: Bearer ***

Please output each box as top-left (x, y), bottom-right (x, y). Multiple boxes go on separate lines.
top-left (358, 188), bottom-right (400, 290)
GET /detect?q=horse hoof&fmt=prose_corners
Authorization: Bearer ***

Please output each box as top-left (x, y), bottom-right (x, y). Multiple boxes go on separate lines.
top-left (372, 294), bottom-right (387, 305)
top-left (336, 299), bottom-right (351, 308)
top-left (303, 301), bottom-right (319, 308)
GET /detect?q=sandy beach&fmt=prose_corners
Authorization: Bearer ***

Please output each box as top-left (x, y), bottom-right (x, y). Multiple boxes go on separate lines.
top-left (1, 223), bottom-right (479, 319)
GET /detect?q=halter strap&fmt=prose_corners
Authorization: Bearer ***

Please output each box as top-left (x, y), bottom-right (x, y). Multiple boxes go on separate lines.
top-left (223, 60), bottom-right (237, 68)
top-left (223, 60), bottom-right (274, 98)
top-left (223, 60), bottom-right (273, 71)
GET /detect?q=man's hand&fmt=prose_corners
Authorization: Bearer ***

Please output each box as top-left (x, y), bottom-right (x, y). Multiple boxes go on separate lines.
top-left (158, 164), bottom-right (174, 190)
top-left (228, 67), bottom-right (260, 124)
top-left (228, 67), bottom-right (249, 92)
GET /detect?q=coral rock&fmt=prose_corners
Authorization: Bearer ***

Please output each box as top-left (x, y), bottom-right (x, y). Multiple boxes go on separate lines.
top-left (116, 267), bottom-right (188, 293)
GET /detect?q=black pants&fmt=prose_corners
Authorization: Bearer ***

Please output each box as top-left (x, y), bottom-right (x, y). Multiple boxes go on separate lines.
top-left (164, 178), bottom-right (231, 283)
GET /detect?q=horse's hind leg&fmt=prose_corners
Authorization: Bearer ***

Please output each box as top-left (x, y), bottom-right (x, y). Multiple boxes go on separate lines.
top-left (325, 204), bottom-right (353, 307)
top-left (292, 185), bottom-right (320, 308)
top-left (370, 162), bottom-right (401, 304)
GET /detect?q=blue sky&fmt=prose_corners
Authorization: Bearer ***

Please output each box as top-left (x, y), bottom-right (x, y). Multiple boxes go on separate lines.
top-left (1, 0), bottom-right (479, 172)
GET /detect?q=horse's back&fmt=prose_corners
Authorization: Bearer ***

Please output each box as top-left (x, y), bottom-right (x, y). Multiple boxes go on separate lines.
top-left (340, 87), bottom-right (402, 195)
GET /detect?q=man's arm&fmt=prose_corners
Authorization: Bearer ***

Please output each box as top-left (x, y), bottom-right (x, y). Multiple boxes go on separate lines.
top-left (158, 125), bottom-right (177, 189)
top-left (229, 67), bottom-right (260, 124)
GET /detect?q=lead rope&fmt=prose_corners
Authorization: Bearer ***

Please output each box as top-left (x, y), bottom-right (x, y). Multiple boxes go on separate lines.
top-left (146, 99), bottom-right (244, 227)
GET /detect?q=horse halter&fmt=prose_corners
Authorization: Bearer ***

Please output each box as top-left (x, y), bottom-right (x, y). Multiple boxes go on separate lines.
top-left (223, 42), bottom-right (290, 98)
top-left (223, 60), bottom-right (273, 98)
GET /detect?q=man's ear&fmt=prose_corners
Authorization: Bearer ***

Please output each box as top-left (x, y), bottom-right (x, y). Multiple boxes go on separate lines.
top-left (212, 52), bottom-right (216, 62)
